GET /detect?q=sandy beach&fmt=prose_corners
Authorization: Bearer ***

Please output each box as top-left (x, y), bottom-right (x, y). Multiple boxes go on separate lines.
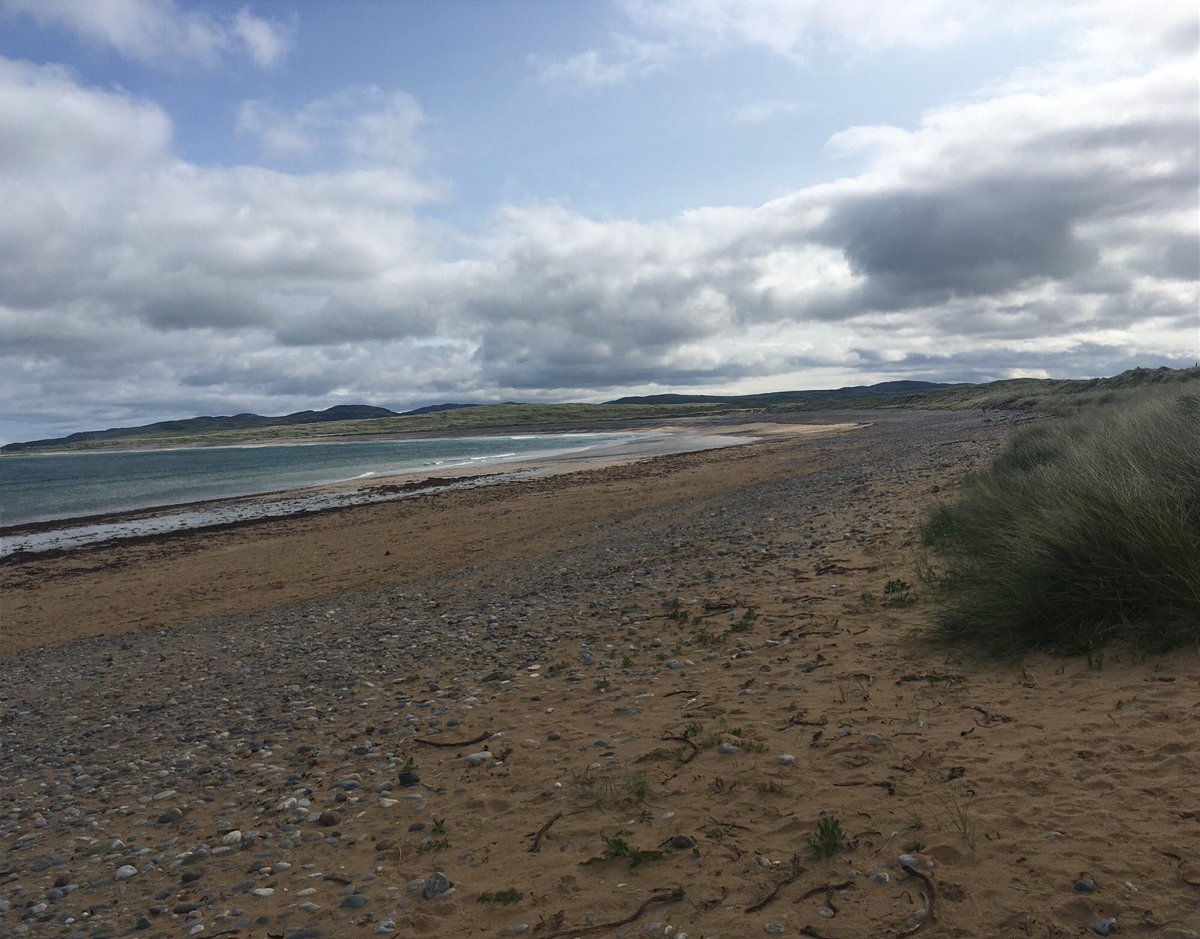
top-left (1, 409), bottom-right (1197, 939)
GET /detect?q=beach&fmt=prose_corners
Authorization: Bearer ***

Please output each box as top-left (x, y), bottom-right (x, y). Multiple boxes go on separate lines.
top-left (1, 409), bottom-right (1197, 938)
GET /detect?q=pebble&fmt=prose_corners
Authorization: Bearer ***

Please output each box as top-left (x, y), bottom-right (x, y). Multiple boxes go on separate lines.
top-left (1090, 918), bottom-right (1118, 936)
top-left (423, 871), bottom-right (451, 899)
top-left (221, 829), bottom-right (243, 845)
top-left (114, 865), bottom-right (138, 881)
top-left (777, 754), bottom-right (796, 766)
top-left (340, 894), bottom-right (369, 909)
top-left (764, 924), bottom-right (785, 935)
top-left (465, 751), bottom-right (494, 766)
top-left (1074, 876), bottom-right (1097, 892)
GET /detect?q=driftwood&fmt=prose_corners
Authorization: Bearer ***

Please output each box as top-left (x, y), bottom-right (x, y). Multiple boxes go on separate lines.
top-left (896, 861), bottom-right (936, 936)
top-left (745, 853), bottom-right (805, 912)
top-left (536, 887), bottom-right (685, 939)
top-left (413, 730), bottom-right (493, 748)
top-left (526, 812), bottom-right (563, 853)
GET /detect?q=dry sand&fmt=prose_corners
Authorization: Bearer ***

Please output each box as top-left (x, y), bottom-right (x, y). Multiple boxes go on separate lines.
top-left (1, 410), bottom-right (1197, 939)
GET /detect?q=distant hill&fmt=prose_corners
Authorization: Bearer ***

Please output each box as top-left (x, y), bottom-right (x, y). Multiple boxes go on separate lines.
top-left (0, 403), bottom-right (483, 453)
top-left (5, 367), bottom-right (1195, 454)
top-left (607, 380), bottom-right (961, 406)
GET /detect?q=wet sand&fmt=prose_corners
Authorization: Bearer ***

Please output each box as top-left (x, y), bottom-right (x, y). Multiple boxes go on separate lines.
top-left (1, 409), bottom-right (1197, 938)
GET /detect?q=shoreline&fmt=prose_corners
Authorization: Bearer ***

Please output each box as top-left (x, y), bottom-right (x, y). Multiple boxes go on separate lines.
top-left (0, 422), bottom-right (855, 558)
top-left (4, 409), bottom-right (1193, 939)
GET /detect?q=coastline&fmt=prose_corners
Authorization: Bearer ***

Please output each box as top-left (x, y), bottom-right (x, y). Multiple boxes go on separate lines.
top-left (2, 408), bottom-right (1196, 939)
top-left (1, 423), bottom-right (836, 557)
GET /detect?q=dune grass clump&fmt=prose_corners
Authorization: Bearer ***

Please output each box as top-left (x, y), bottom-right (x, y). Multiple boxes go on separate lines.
top-left (920, 387), bottom-right (1200, 655)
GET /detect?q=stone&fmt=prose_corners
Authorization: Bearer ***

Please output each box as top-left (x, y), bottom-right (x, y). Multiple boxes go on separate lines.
top-left (114, 865), bottom-right (138, 881)
top-left (340, 894), bottom-right (369, 909)
top-left (423, 871), bottom-right (450, 899)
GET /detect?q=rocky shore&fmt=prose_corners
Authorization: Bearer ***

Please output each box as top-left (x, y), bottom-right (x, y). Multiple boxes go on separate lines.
top-left (2, 410), bottom-right (1197, 938)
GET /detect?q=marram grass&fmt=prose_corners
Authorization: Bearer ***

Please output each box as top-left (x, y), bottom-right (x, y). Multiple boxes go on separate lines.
top-left (920, 387), bottom-right (1200, 655)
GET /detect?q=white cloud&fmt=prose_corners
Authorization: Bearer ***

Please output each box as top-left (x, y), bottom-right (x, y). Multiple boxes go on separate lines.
top-left (0, 0), bottom-right (1197, 442)
top-left (237, 87), bottom-right (437, 179)
top-left (538, 0), bottom-right (1198, 88)
top-left (2, 0), bottom-right (292, 70)
top-left (532, 33), bottom-right (671, 88)
top-left (727, 99), bottom-right (804, 125)
top-left (233, 5), bottom-right (292, 68)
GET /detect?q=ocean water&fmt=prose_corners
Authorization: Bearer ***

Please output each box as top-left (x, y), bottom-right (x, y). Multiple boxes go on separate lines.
top-left (0, 433), bottom-right (635, 530)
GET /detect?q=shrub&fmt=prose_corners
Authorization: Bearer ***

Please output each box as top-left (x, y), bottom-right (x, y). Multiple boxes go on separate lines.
top-left (920, 387), bottom-right (1200, 654)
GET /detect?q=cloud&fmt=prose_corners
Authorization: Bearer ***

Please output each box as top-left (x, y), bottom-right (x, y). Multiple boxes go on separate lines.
top-left (2, 0), bottom-right (292, 70)
top-left (532, 33), bottom-right (671, 88)
top-left (0, 0), bottom-right (1197, 442)
top-left (237, 87), bottom-right (439, 183)
top-left (536, 0), bottom-right (1198, 89)
top-left (537, 0), bottom-right (1033, 87)
top-left (727, 99), bottom-right (804, 125)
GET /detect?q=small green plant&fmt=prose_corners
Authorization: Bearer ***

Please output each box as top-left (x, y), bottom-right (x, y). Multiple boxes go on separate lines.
top-left (431, 816), bottom-right (446, 835)
top-left (728, 607), bottom-right (758, 633)
top-left (694, 626), bottom-right (721, 647)
top-left (809, 816), bottom-right (849, 859)
top-left (883, 579), bottom-right (916, 606)
top-left (478, 888), bottom-right (523, 904)
top-left (568, 766), bottom-right (650, 809)
top-left (602, 836), bottom-right (662, 864)
top-left (594, 676), bottom-right (611, 692)
top-left (621, 655), bottom-right (634, 669)
top-left (938, 790), bottom-right (978, 850)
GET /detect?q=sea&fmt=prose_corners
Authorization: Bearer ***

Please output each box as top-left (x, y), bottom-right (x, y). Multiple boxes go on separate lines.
top-left (0, 432), bottom-right (641, 554)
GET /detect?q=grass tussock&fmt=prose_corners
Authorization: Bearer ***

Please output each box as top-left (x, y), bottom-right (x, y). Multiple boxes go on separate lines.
top-left (920, 386), bottom-right (1200, 655)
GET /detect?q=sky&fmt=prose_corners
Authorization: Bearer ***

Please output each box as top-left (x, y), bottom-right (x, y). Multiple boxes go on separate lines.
top-left (0, 0), bottom-right (1197, 444)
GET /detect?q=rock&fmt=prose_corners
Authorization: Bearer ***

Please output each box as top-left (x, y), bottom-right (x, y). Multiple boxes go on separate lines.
top-left (464, 751), bottom-right (494, 766)
top-left (340, 894), bottom-right (369, 909)
top-left (716, 742), bottom-right (741, 755)
top-left (251, 887), bottom-right (275, 897)
top-left (777, 754), bottom-right (797, 766)
top-left (221, 829), bottom-right (243, 845)
top-left (1074, 876), bottom-right (1097, 892)
top-left (398, 768), bottom-right (420, 787)
top-left (318, 811), bottom-right (340, 827)
top-left (1090, 919), bottom-right (1118, 936)
top-left (669, 834), bottom-right (695, 850)
top-left (114, 864), bottom-right (138, 881)
top-left (423, 871), bottom-right (450, 899)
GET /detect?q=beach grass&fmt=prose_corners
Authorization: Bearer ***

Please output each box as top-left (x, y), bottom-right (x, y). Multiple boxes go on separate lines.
top-left (919, 384), bottom-right (1200, 655)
